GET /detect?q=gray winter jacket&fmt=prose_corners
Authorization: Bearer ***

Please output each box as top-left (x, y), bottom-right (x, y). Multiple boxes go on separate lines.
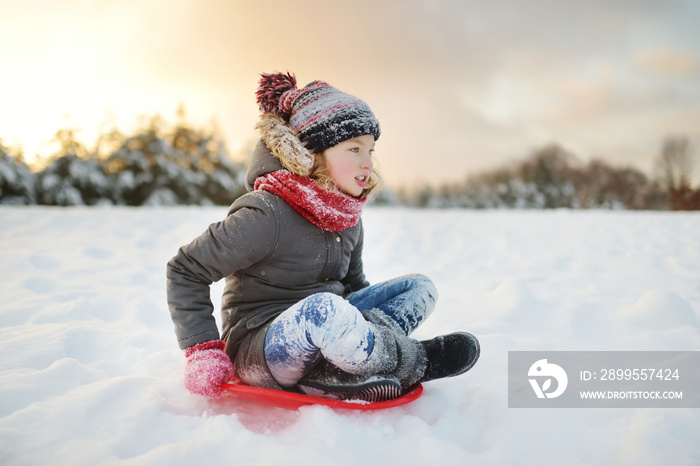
top-left (166, 140), bottom-right (369, 356)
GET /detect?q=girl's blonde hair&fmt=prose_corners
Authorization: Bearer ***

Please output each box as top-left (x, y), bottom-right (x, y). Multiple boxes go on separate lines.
top-left (310, 152), bottom-right (382, 200)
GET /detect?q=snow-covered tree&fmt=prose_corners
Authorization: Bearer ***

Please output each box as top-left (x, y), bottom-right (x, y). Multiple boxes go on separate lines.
top-left (103, 119), bottom-right (246, 206)
top-left (515, 144), bottom-right (578, 209)
top-left (399, 143), bottom-right (665, 210)
top-left (0, 143), bottom-right (36, 205)
top-left (36, 153), bottom-right (112, 206)
top-left (35, 129), bottom-right (113, 206)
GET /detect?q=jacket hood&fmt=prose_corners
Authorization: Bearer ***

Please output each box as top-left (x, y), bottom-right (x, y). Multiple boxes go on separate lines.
top-left (245, 140), bottom-right (285, 191)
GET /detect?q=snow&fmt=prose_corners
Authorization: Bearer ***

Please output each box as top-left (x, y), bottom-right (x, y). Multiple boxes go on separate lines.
top-left (1, 206), bottom-right (699, 465)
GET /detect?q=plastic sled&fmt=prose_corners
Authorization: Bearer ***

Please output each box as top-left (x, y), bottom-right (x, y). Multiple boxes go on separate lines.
top-left (220, 377), bottom-right (424, 411)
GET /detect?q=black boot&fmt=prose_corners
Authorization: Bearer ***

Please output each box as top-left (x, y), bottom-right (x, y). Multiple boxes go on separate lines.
top-left (297, 361), bottom-right (402, 402)
top-left (419, 332), bottom-right (480, 383)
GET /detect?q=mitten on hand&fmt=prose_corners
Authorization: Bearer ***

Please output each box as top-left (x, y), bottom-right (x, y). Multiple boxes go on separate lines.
top-left (183, 340), bottom-right (235, 398)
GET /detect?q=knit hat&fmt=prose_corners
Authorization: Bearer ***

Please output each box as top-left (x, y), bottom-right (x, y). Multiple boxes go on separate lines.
top-left (255, 72), bottom-right (381, 176)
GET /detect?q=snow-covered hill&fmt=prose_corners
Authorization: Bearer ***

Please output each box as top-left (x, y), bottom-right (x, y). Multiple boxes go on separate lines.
top-left (1, 207), bottom-right (698, 465)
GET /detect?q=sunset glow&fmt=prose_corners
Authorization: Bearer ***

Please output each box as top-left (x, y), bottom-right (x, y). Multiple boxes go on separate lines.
top-left (1, 0), bottom-right (699, 187)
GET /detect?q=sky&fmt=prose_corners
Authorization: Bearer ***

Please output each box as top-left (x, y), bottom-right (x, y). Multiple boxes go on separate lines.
top-left (1, 0), bottom-right (699, 188)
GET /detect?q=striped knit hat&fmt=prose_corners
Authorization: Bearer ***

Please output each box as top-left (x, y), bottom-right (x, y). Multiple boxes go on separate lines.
top-left (256, 72), bottom-right (381, 155)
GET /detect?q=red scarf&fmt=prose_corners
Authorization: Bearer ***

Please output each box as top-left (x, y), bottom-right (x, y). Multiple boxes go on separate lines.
top-left (254, 170), bottom-right (367, 232)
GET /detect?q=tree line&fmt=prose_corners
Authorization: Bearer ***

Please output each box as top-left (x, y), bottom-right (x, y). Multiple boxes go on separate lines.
top-left (1, 114), bottom-right (697, 210)
top-left (392, 137), bottom-right (698, 211)
top-left (0, 114), bottom-right (247, 207)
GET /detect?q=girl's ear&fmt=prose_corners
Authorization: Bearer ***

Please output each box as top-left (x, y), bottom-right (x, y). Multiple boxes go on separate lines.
top-left (309, 151), bottom-right (328, 179)
top-left (309, 151), bottom-right (340, 193)
top-left (313, 151), bottom-right (326, 169)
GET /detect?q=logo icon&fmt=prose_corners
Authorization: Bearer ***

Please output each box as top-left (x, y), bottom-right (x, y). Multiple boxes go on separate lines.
top-left (528, 359), bottom-right (568, 399)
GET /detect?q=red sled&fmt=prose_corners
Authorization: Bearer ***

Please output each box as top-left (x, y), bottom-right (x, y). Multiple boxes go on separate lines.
top-left (220, 377), bottom-right (424, 411)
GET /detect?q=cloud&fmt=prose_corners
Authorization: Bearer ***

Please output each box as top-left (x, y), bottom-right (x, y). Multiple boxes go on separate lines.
top-left (635, 48), bottom-right (700, 77)
top-left (660, 108), bottom-right (700, 134)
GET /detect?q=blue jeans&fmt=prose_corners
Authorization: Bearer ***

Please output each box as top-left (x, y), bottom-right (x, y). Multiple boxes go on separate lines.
top-left (347, 273), bottom-right (437, 335)
top-left (264, 274), bottom-right (437, 387)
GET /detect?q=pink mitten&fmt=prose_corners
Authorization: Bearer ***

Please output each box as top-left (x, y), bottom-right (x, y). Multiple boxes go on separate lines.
top-left (184, 340), bottom-right (235, 398)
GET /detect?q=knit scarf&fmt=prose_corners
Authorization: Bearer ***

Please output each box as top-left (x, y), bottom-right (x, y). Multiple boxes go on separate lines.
top-left (254, 170), bottom-right (367, 232)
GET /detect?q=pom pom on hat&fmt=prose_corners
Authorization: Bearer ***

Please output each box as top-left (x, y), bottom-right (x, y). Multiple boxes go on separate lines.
top-left (256, 72), bottom-right (297, 117)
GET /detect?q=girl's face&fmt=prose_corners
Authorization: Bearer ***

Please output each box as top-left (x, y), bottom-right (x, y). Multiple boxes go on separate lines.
top-left (322, 135), bottom-right (375, 197)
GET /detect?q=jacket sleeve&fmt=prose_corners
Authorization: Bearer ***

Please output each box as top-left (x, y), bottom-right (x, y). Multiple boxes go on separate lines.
top-left (166, 195), bottom-right (278, 349)
top-left (342, 221), bottom-right (370, 294)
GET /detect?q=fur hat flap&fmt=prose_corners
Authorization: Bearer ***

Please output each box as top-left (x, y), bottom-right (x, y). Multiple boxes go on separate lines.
top-left (255, 113), bottom-right (314, 177)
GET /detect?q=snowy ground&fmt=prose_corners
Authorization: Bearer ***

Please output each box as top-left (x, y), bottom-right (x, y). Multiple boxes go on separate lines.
top-left (1, 206), bottom-right (699, 465)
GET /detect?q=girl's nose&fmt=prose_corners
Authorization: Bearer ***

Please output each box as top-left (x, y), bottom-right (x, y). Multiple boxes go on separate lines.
top-left (360, 151), bottom-right (373, 170)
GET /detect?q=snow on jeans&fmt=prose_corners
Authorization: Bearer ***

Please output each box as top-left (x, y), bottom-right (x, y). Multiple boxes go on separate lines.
top-left (263, 274), bottom-right (437, 388)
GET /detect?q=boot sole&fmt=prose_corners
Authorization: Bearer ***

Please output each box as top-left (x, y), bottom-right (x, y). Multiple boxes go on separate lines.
top-left (298, 376), bottom-right (403, 403)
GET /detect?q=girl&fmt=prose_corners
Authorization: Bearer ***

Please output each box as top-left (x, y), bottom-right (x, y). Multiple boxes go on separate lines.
top-left (167, 72), bottom-right (479, 401)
